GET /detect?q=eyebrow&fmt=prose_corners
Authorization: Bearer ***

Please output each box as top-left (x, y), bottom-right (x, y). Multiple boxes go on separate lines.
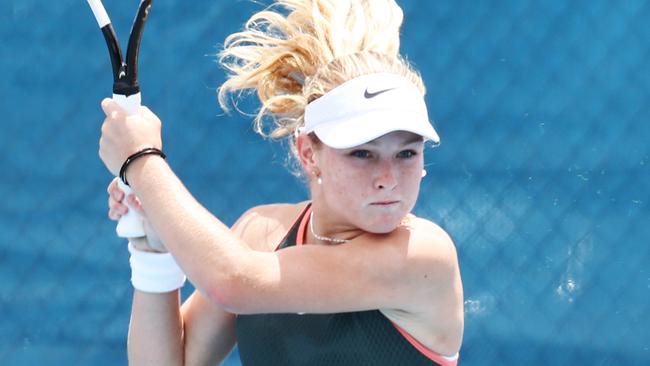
top-left (363, 135), bottom-right (424, 146)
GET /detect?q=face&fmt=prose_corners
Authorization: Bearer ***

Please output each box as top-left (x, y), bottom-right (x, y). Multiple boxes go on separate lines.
top-left (308, 131), bottom-right (425, 234)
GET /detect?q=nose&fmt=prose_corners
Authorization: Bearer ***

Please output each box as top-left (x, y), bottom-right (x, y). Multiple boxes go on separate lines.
top-left (374, 160), bottom-right (398, 191)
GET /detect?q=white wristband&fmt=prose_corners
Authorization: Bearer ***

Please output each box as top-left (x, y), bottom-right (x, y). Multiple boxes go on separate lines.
top-left (128, 243), bottom-right (187, 293)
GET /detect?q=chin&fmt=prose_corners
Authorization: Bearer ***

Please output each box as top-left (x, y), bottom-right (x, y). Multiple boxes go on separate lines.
top-left (361, 203), bottom-right (411, 233)
top-left (370, 226), bottom-right (400, 235)
top-left (363, 216), bottom-right (405, 234)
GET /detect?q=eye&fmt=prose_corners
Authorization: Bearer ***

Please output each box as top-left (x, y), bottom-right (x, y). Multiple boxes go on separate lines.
top-left (397, 150), bottom-right (417, 159)
top-left (349, 150), bottom-right (372, 159)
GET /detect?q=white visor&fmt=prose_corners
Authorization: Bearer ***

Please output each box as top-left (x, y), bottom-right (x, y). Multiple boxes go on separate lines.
top-left (303, 73), bottom-right (439, 149)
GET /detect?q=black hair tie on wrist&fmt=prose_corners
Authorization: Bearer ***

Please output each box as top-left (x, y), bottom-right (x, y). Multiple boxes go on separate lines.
top-left (119, 147), bottom-right (166, 186)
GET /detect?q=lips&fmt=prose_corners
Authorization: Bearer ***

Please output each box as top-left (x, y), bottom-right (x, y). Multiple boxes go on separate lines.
top-left (370, 200), bottom-right (400, 206)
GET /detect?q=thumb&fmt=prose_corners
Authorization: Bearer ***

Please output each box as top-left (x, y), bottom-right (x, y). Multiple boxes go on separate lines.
top-left (101, 98), bottom-right (126, 118)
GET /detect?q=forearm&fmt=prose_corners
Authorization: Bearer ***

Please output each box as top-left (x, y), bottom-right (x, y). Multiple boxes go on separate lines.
top-left (125, 155), bottom-right (254, 306)
top-left (128, 290), bottom-right (184, 366)
top-left (181, 293), bottom-right (237, 366)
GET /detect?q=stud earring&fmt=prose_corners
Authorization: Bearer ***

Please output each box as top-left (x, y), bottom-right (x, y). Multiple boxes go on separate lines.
top-left (421, 169), bottom-right (427, 178)
top-left (317, 176), bottom-right (322, 185)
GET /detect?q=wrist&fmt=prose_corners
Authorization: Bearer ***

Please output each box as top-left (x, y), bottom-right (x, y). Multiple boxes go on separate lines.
top-left (128, 242), bottom-right (186, 293)
top-left (120, 147), bottom-right (166, 186)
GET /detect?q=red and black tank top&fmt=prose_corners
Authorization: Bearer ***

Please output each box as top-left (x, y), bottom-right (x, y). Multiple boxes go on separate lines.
top-left (235, 203), bottom-right (458, 366)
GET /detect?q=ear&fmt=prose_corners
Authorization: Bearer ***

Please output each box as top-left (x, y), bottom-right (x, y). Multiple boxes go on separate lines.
top-left (295, 134), bottom-right (319, 175)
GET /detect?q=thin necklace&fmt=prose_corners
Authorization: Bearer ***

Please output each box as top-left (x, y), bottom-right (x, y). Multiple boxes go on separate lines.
top-left (309, 212), bottom-right (349, 244)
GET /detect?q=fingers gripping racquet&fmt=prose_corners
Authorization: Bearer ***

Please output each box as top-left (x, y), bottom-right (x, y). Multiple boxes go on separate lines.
top-left (87, 0), bottom-right (153, 238)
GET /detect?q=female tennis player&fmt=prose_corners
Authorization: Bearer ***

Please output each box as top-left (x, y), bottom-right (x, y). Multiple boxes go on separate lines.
top-left (101, 1), bottom-right (463, 365)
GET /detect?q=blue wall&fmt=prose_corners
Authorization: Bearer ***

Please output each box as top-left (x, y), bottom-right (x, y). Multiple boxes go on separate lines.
top-left (1, 0), bottom-right (648, 364)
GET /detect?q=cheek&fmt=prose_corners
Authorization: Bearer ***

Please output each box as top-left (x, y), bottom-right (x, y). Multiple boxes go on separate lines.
top-left (403, 162), bottom-right (423, 186)
top-left (320, 159), bottom-right (374, 213)
top-left (398, 161), bottom-right (424, 203)
top-left (325, 164), bottom-right (369, 200)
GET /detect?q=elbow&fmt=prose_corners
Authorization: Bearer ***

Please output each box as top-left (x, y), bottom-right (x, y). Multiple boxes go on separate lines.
top-left (205, 279), bottom-right (244, 313)
top-left (203, 250), bottom-right (271, 314)
top-left (204, 269), bottom-right (259, 314)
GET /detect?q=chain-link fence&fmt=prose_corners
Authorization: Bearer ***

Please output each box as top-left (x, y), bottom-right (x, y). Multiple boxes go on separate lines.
top-left (1, 0), bottom-right (648, 365)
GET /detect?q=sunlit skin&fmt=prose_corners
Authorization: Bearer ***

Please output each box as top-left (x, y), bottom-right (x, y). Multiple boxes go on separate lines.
top-left (300, 131), bottom-right (425, 243)
top-left (103, 104), bottom-right (464, 357)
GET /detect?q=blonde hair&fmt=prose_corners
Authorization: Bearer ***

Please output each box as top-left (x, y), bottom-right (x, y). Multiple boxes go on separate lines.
top-left (217, 0), bottom-right (425, 140)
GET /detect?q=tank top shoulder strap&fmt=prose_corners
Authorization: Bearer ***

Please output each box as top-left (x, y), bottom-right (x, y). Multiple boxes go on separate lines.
top-left (274, 203), bottom-right (312, 251)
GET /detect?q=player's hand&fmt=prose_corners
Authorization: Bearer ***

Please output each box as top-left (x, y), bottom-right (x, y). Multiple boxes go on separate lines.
top-left (107, 178), bottom-right (167, 253)
top-left (99, 98), bottom-right (163, 177)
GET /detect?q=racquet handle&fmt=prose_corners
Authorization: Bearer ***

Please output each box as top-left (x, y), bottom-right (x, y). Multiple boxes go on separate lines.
top-left (113, 92), bottom-right (146, 238)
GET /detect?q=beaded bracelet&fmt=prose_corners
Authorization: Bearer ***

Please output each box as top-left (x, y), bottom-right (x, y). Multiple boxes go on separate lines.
top-left (119, 147), bottom-right (166, 186)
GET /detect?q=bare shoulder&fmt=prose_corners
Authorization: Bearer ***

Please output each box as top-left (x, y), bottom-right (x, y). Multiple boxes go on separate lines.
top-left (383, 216), bottom-right (464, 355)
top-left (403, 215), bottom-right (458, 270)
top-left (406, 216), bottom-right (461, 302)
top-left (357, 214), bottom-right (458, 288)
top-left (231, 202), bottom-right (309, 252)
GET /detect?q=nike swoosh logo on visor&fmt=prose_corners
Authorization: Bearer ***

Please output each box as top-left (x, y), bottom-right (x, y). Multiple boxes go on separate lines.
top-left (364, 87), bottom-right (397, 99)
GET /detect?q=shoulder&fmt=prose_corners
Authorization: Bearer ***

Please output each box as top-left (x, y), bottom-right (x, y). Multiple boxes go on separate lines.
top-left (391, 216), bottom-right (464, 353)
top-left (380, 215), bottom-right (461, 310)
top-left (234, 202), bottom-right (308, 228)
top-left (403, 216), bottom-right (458, 274)
top-left (231, 202), bottom-right (309, 252)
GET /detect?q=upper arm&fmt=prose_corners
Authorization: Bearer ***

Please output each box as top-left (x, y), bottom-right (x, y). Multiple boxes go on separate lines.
top-left (224, 216), bottom-right (461, 316)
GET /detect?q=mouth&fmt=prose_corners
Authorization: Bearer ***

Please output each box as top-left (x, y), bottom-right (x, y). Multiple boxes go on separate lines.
top-left (370, 200), bottom-right (400, 206)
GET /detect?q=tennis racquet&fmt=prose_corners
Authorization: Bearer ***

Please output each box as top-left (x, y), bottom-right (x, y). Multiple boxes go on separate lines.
top-left (87, 0), bottom-right (153, 238)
